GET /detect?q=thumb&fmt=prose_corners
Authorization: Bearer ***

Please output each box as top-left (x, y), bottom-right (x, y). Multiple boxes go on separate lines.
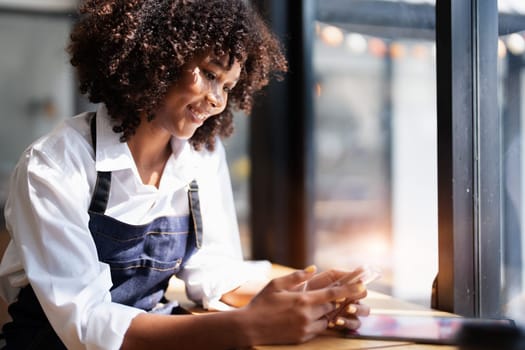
top-left (264, 265), bottom-right (317, 292)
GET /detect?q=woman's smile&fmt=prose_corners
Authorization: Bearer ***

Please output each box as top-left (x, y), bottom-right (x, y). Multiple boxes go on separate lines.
top-left (187, 105), bottom-right (209, 124)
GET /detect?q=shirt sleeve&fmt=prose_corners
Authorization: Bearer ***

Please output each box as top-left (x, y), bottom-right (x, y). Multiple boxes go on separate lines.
top-left (177, 140), bottom-right (271, 310)
top-left (3, 147), bottom-right (144, 350)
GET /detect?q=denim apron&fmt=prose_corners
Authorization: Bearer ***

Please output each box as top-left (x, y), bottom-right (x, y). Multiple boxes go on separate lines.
top-left (2, 114), bottom-right (203, 349)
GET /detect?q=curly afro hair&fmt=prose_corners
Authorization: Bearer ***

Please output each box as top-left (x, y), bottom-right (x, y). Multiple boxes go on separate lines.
top-left (68, 0), bottom-right (287, 150)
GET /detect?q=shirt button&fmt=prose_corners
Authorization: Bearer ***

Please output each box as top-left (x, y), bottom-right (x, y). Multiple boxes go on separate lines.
top-left (174, 258), bottom-right (182, 269)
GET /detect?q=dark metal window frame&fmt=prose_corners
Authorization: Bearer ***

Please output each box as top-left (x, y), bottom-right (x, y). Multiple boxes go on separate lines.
top-left (250, 0), bottom-right (315, 268)
top-left (435, 0), bottom-right (501, 317)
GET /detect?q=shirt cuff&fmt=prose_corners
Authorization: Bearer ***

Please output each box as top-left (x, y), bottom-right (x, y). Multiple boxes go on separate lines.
top-left (200, 260), bottom-right (271, 311)
top-left (85, 302), bottom-right (145, 350)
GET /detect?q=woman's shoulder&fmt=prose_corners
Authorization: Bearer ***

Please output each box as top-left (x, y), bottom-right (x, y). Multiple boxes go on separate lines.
top-left (193, 136), bottom-right (227, 164)
top-left (171, 136), bottom-right (227, 182)
top-left (22, 112), bottom-right (94, 172)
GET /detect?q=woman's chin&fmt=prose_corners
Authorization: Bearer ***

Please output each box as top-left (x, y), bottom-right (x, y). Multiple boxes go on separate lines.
top-left (174, 129), bottom-right (197, 140)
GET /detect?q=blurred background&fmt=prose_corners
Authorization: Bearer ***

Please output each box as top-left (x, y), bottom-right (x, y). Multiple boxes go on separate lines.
top-left (1, 0), bottom-right (525, 318)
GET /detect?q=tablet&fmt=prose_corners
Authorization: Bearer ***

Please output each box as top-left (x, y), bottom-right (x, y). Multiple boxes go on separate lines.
top-left (344, 313), bottom-right (516, 345)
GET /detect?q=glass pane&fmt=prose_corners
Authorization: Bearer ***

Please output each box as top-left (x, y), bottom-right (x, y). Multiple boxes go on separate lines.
top-left (0, 12), bottom-right (73, 236)
top-left (223, 112), bottom-right (252, 258)
top-left (313, 0), bottom-right (437, 306)
top-left (498, 0), bottom-right (525, 322)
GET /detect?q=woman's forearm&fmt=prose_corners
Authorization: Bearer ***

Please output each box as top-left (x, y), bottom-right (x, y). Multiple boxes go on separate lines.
top-left (121, 309), bottom-right (253, 350)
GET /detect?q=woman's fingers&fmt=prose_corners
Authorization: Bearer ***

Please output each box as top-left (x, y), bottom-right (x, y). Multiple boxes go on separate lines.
top-left (298, 267), bottom-right (365, 291)
top-left (297, 270), bottom-right (342, 290)
top-left (263, 268), bottom-right (316, 293)
top-left (309, 301), bottom-right (338, 321)
top-left (327, 315), bottom-right (362, 330)
top-left (324, 301), bottom-right (370, 327)
top-left (305, 280), bottom-right (367, 306)
top-left (351, 302), bottom-right (370, 317)
top-left (309, 318), bottom-right (331, 336)
top-left (333, 266), bottom-right (366, 285)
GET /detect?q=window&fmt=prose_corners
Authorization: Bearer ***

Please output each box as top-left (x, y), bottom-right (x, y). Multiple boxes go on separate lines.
top-left (223, 112), bottom-right (252, 257)
top-left (499, 0), bottom-right (525, 321)
top-left (313, 0), bottom-right (437, 307)
top-left (250, 0), bottom-right (525, 318)
top-left (0, 8), bottom-right (74, 247)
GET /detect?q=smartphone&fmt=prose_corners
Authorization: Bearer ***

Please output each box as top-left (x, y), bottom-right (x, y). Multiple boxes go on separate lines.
top-left (334, 265), bottom-right (382, 286)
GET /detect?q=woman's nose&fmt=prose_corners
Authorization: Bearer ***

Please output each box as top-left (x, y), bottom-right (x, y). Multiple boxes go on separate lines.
top-left (206, 90), bottom-right (225, 109)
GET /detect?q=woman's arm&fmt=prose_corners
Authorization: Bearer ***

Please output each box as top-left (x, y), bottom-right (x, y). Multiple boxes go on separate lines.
top-left (122, 310), bottom-right (248, 350)
top-left (3, 129), bottom-right (144, 349)
top-left (122, 268), bottom-right (367, 349)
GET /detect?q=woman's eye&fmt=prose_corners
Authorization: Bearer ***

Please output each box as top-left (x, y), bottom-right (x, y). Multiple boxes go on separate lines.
top-left (223, 86), bottom-right (232, 93)
top-left (204, 70), bottom-right (216, 81)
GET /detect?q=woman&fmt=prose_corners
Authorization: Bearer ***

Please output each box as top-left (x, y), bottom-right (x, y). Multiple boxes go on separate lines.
top-left (0, 1), bottom-right (369, 349)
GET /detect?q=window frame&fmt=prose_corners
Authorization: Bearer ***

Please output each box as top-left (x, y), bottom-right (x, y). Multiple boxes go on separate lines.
top-left (250, 0), bottom-right (316, 268)
top-left (435, 0), bottom-right (501, 317)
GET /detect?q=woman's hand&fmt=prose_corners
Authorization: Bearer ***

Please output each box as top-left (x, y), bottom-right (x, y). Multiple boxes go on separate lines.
top-left (324, 300), bottom-right (370, 330)
top-left (295, 267), bottom-right (372, 330)
top-left (238, 267), bottom-right (367, 345)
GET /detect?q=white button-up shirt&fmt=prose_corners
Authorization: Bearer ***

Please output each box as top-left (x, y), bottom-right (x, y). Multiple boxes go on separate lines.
top-left (0, 105), bottom-right (269, 350)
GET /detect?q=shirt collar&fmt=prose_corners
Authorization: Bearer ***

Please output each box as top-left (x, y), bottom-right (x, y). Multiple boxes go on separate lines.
top-left (94, 104), bottom-right (135, 172)
top-left (94, 104), bottom-right (202, 180)
top-left (163, 136), bottom-right (202, 186)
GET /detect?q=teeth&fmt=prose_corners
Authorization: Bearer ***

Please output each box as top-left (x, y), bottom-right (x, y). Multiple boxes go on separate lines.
top-left (189, 106), bottom-right (206, 121)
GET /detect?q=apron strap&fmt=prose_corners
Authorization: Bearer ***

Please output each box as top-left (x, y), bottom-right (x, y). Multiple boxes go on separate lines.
top-left (88, 113), bottom-right (112, 214)
top-left (188, 180), bottom-right (203, 249)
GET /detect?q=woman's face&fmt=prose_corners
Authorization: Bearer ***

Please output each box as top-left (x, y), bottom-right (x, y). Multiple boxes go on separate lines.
top-left (153, 53), bottom-right (241, 140)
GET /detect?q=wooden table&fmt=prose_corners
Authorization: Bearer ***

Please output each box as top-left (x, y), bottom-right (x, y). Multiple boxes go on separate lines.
top-left (166, 265), bottom-right (458, 350)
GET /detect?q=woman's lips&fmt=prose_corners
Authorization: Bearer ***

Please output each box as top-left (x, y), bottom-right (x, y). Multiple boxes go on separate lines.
top-left (188, 105), bottom-right (208, 124)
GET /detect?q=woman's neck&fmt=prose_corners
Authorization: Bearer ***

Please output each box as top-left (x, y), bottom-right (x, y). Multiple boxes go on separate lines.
top-left (127, 119), bottom-right (172, 188)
